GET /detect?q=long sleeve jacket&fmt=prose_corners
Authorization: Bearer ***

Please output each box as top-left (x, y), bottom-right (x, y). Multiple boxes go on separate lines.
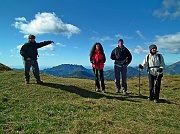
top-left (20, 41), bottom-right (52, 60)
top-left (90, 50), bottom-right (106, 70)
top-left (111, 46), bottom-right (132, 66)
top-left (141, 53), bottom-right (165, 76)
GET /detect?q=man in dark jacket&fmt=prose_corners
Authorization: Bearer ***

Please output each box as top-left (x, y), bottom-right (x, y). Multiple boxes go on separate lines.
top-left (20, 34), bottom-right (54, 84)
top-left (111, 39), bottom-right (132, 94)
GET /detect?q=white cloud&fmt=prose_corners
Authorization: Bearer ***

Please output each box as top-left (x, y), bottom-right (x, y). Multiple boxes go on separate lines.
top-left (89, 29), bottom-right (98, 34)
top-left (133, 45), bottom-right (149, 54)
top-left (13, 12), bottom-right (81, 38)
top-left (115, 34), bottom-right (133, 39)
top-left (109, 44), bottom-right (117, 47)
top-left (23, 35), bottom-right (29, 39)
top-left (10, 48), bottom-right (17, 53)
top-left (136, 30), bottom-right (145, 40)
top-left (17, 45), bottom-right (23, 50)
top-left (40, 52), bottom-right (55, 56)
top-left (90, 36), bottom-right (113, 42)
top-left (15, 17), bottom-right (27, 22)
top-left (154, 32), bottom-right (180, 54)
top-left (56, 42), bottom-right (66, 47)
top-left (153, 0), bottom-right (180, 19)
top-left (100, 36), bottom-right (112, 41)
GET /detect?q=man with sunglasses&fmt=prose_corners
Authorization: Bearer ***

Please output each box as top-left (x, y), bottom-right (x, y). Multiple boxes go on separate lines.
top-left (20, 34), bottom-right (54, 84)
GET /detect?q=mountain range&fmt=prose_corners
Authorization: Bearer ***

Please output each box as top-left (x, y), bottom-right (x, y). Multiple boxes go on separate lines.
top-left (40, 61), bottom-right (180, 80)
top-left (1, 61), bottom-right (179, 80)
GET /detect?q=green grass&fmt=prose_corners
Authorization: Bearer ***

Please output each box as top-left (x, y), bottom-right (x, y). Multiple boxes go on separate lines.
top-left (0, 70), bottom-right (180, 134)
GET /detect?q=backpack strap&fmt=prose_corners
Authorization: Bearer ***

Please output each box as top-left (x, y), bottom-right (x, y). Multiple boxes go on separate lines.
top-left (147, 54), bottom-right (161, 69)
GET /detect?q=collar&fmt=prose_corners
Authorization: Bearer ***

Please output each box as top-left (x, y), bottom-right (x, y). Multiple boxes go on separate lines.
top-left (95, 49), bottom-right (100, 53)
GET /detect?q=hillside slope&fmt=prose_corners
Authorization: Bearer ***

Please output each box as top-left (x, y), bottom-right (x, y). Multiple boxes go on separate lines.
top-left (164, 61), bottom-right (180, 75)
top-left (0, 71), bottom-right (180, 133)
top-left (0, 63), bottom-right (12, 71)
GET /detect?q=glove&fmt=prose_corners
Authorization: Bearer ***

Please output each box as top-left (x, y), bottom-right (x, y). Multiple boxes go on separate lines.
top-left (139, 64), bottom-right (143, 69)
top-left (157, 68), bottom-right (163, 73)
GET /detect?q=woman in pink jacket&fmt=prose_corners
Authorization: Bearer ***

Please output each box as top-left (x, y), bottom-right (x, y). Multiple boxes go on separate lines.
top-left (90, 42), bottom-right (106, 92)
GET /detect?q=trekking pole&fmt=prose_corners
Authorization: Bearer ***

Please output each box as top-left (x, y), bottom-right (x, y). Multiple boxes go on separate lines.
top-left (98, 62), bottom-right (100, 88)
top-left (94, 68), bottom-right (96, 91)
top-left (139, 67), bottom-right (141, 96)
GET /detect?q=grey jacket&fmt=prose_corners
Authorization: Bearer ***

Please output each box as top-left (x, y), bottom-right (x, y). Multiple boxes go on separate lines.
top-left (141, 53), bottom-right (165, 76)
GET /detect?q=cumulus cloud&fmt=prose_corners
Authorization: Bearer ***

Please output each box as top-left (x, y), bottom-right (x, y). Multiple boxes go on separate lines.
top-left (133, 45), bottom-right (149, 54)
top-left (153, 0), bottom-right (180, 19)
top-left (136, 30), bottom-right (145, 39)
top-left (154, 32), bottom-right (180, 54)
top-left (13, 12), bottom-right (81, 38)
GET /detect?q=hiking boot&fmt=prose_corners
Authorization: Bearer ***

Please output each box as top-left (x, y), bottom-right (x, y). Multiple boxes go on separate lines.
top-left (37, 80), bottom-right (43, 84)
top-left (116, 90), bottom-right (120, 93)
top-left (148, 97), bottom-right (154, 101)
top-left (154, 99), bottom-right (158, 103)
top-left (25, 81), bottom-right (30, 84)
top-left (122, 90), bottom-right (127, 95)
top-left (96, 88), bottom-right (101, 92)
top-left (148, 98), bottom-right (153, 101)
top-left (102, 89), bottom-right (106, 93)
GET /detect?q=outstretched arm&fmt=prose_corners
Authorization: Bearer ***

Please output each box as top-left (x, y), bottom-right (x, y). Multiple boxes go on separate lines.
top-left (37, 41), bottom-right (54, 48)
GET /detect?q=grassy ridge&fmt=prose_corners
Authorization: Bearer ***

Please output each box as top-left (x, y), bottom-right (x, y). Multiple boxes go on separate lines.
top-left (0, 70), bottom-right (180, 134)
top-left (0, 63), bottom-right (12, 71)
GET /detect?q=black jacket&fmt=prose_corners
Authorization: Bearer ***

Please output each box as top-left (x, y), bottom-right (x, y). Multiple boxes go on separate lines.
top-left (20, 41), bottom-right (52, 60)
top-left (111, 46), bottom-right (132, 65)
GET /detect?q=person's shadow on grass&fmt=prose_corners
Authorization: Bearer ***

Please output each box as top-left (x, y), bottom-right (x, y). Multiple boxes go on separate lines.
top-left (41, 82), bottom-right (139, 102)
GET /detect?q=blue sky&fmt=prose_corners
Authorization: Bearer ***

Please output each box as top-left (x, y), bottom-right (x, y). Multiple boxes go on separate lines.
top-left (0, 0), bottom-right (180, 69)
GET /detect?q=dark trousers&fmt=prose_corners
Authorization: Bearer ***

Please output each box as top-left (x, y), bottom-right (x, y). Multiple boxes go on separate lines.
top-left (114, 65), bottom-right (127, 91)
top-left (148, 73), bottom-right (163, 100)
top-left (93, 68), bottom-right (105, 90)
top-left (23, 60), bottom-right (40, 81)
